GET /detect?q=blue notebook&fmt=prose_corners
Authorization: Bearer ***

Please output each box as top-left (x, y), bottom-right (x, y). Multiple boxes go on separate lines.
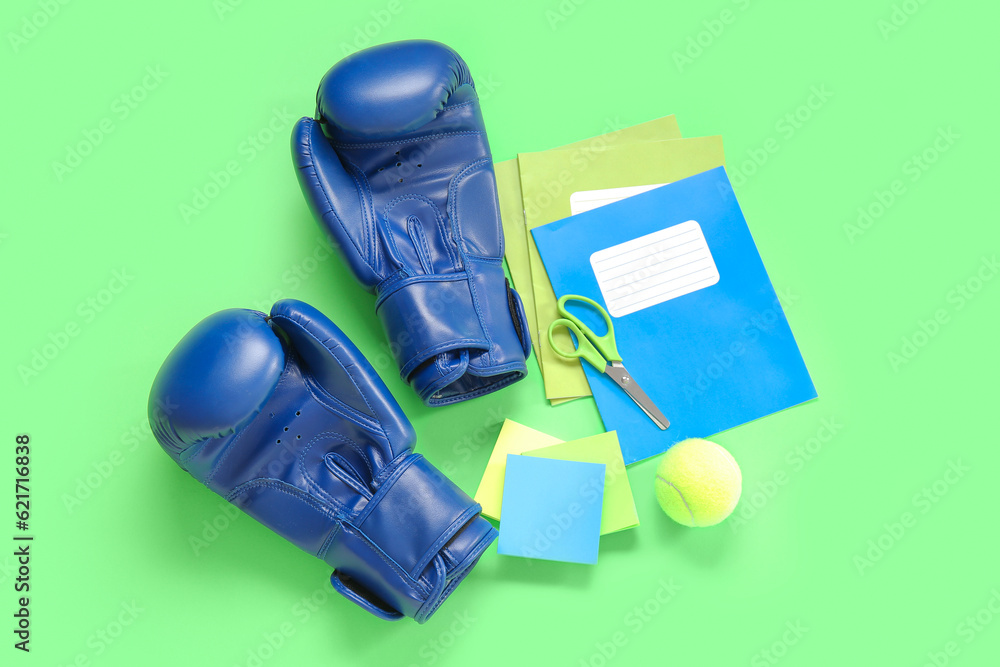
top-left (532, 167), bottom-right (817, 465)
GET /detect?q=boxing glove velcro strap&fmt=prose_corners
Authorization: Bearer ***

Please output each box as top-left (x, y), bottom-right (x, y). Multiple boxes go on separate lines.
top-left (375, 275), bottom-right (490, 379)
top-left (324, 454), bottom-right (487, 622)
top-left (355, 454), bottom-right (482, 579)
top-left (329, 566), bottom-right (406, 621)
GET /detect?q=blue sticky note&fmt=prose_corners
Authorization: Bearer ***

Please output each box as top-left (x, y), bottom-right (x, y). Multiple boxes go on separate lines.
top-left (498, 454), bottom-right (605, 565)
top-left (532, 167), bottom-right (817, 465)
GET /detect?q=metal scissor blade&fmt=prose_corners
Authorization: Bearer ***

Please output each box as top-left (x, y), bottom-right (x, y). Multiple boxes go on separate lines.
top-left (604, 362), bottom-right (670, 430)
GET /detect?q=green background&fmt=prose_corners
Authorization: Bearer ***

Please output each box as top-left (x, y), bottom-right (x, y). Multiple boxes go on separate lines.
top-left (4, 0), bottom-right (998, 665)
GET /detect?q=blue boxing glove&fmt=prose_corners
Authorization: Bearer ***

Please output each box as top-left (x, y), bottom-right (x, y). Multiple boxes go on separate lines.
top-left (148, 299), bottom-right (496, 623)
top-left (292, 39), bottom-right (531, 406)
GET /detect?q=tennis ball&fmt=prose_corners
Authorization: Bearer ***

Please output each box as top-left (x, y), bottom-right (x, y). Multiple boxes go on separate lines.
top-left (654, 438), bottom-right (742, 527)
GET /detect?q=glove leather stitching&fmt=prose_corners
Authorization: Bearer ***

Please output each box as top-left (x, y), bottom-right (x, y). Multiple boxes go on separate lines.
top-left (342, 159), bottom-right (379, 274)
top-left (328, 130), bottom-right (482, 150)
top-left (270, 314), bottom-right (382, 433)
top-left (399, 339), bottom-right (486, 381)
top-left (463, 264), bottom-right (493, 366)
top-left (447, 156), bottom-right (494, 256)
top-left (447, 159), bottom-right (498, 364)
top-left (449, 157), bottom-right (502, 257)
top-left (300, 122), bottom-right (373, 274)
top-left (338, 521), bottom-right (430, 597)
top-left (226, 478), bottom-right (339, 522)
top-left (299, 431), bottom-right (373, 508)
top-left (409, 504), bottom-right (481, 579)
top-left (405, 215), bottom-right (434, 274)
top-left (382, 193), bottom-right (457, 270)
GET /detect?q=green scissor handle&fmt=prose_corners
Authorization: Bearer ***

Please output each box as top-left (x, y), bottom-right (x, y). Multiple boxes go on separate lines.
top-left (548, 318), bottom-right (609, 371)
top-left (546, 294), bottom-right (622, 372)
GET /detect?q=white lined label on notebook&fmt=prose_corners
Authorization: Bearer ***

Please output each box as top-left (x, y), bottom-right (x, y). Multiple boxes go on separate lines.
top-left (590, 220), bottom-right (719, 317)
top-left (569, 184), bottom-right (667, 216)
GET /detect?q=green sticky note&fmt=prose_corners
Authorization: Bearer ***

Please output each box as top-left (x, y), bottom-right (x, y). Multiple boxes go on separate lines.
top-left (524, 431), bottom-right (638, 535)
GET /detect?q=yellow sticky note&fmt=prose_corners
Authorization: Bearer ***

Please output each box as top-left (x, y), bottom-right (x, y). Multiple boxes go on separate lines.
top-left (474, 419), bottom-right (562, 520)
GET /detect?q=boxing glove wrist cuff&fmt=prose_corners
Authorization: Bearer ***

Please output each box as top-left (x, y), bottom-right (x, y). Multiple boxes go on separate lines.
top-left (375, 260), bottom-right (530, 405)
top-left (375, 276), bottom-right (488, 377)
top-left (324, 454), bottom-right (495, 622)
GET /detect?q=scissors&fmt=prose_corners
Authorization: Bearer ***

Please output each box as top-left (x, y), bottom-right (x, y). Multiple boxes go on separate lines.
top-left (547, 294), bottom-right (670, 430)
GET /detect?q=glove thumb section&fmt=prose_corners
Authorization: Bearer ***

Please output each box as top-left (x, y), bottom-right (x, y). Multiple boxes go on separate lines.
top-left (292, 117), bottom-right (379, 288)
top-left (268, 298), bottom-right (415, 458)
